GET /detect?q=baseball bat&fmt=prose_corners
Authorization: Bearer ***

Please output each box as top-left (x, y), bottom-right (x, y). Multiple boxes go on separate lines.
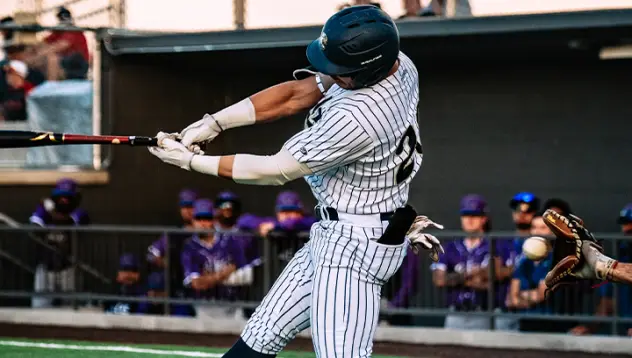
top-left (0, 130), bottom-right (158, 148)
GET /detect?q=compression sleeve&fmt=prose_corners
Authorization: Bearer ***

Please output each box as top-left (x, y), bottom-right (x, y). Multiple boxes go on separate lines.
top-left (189, 148), bottom-right (312, 185)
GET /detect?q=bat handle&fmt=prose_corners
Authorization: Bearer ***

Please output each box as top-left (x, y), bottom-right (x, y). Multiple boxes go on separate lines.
top-left (129, 136), bottom-right (158, 146)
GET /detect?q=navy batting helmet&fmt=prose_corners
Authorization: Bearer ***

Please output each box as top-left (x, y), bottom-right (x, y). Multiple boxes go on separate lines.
top-left (307, 5), bottom-right (400, 89)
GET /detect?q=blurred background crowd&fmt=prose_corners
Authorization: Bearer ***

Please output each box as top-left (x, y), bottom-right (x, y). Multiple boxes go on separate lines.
top-left (24, 177), bottom-right (632, 337)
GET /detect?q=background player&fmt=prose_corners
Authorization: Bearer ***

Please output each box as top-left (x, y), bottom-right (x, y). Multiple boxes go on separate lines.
top-left (149, 5), bottom-right (443, 357)
top-left (181, 198), bottom-right (248, 319)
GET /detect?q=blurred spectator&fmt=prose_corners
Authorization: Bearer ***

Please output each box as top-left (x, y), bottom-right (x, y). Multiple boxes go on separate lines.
top-left (0, 60), bottom-right (40, 122)
top-left (569, 204), bottom-right (632, 337)
top-left (214, 191), bottom-right (243, 233)
top-left (543, 198), bottom-right (573, 216)
top-left (401, 0), bottom-right (471, 19)
top-left (147, 189), bottom-right (198, 301)
top-left (181, 199), bottom-right (248, 319)
top-left (338, 1), bottom-right (382, 11)
top-left (0, 35), bottom-right (45, 122)
top-left (213, 190), bottom-right (260, 267)
top-left (104, 253), bottom-right (143, 314)
top-left (38, 7), bottom-right (89, 81)
top-left (432, 194), bottom-right (512, 330)
top-left (509, 192), bottom-right (540, 255)
top-left (255, 191), bottom-right (316, 238)
top-left (507, 214), bottom-right (554, 331)
top-left (29, 178), bottom-right (90, 308)
top-left (0, 16), bottom-right (14, 45)
top-left (136, 272), bottom-right (194, 316)
top-left (240, 191), bottom-right (315, 266)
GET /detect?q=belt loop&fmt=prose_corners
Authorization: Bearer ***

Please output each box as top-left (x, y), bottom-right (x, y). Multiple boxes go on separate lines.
top-left (321, 206), bottom-right (329, 221)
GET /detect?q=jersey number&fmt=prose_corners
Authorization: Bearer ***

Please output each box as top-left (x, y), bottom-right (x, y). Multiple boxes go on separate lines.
top-left (395, 125), bottom-right (423, 184)
top-left (305, 97), bottom-right (332, 128)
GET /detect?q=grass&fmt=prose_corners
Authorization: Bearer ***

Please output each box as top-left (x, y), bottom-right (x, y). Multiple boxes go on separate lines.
top-left (0, 337), bottom-right (407, 358)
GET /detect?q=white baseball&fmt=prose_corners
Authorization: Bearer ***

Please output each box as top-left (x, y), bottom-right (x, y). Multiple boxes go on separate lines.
top-left (522, 236), bottom-right (550, 261)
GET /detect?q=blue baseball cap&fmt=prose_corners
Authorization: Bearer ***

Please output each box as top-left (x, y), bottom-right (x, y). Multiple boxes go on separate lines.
top-left (178, 189), bottom-right (197, 207)
top-left (460, 194), bottom-right (488, 216)
top-left (275, 191), bottom-right (303, 212)
top-left (119, 253), bottom-right (139, 271)
top-left (509, 191), bottom-right (540, 213)
top-left (618, 203), bottom-right (632, 224)
top-left (193, 198), bottom-right (214, 219)
top-left (52, 178), bottom-right (78, 197)
top-left (147, 272), bottom-right (165, 291)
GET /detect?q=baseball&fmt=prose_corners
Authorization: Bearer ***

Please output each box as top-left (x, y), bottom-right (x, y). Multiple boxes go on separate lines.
top-left (522, 236), bottom-right (550, 260)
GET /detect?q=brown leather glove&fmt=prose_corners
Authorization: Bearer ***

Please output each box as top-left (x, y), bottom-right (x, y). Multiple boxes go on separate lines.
top-left (542, 209), bottom-right (617, 294)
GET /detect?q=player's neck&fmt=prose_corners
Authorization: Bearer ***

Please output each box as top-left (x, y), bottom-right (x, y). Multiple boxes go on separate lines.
top-left (387, 60), bottom-right (400, 77)
top-left (464, 236), bottom-right (482, 248)
top-left (198, 235), bottom-right (216, 246)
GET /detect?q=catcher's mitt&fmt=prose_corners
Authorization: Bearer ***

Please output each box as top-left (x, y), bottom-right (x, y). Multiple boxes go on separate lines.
top-left (542, 209), bottom-right (616, 294)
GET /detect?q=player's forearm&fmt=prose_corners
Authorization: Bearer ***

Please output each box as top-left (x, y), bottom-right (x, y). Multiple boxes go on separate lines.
top-left (439, 272), bottom-right (465, 287)
top-left (611, 262), bottom-right (632, 285)
top-left (203, 265), bottom-right (236, 287)
top-left (189, 148), bottom-right (312, 185)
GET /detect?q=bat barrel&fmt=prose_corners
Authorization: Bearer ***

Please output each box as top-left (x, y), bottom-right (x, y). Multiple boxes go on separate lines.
top-left (0, 131), bottom-right (65, 148)
top-left (0, 131), bottom-right (158, 148)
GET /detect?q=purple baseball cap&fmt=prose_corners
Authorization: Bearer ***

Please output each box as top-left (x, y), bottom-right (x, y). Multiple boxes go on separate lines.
top-left (275, 191), bottom-right (303, 212)
top-left (52, 178), bottom-right (78, 197)
top-left (119, 253), bottom-right (139, 271)
top-left (193, 198), bottom-right (214, 219)
top-left (179, 189), bottom-right (198, 207)
top-left (460, 194), bottom-right (488, 216)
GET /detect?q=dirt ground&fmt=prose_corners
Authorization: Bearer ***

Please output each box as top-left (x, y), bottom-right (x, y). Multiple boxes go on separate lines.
top-left (0, 323), bottom-right (629, 358)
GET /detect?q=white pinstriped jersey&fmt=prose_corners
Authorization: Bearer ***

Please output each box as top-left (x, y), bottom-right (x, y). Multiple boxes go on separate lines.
top-left (284, 52), bottom-right (422, 215)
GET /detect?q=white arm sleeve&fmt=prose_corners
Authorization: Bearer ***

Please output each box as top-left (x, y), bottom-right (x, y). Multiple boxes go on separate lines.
top-left (222, 266), bottom-right (254, 286)
top-left (232, 147), bottom-right (313, 185)
top-left (189, 147), bottom-right (312, 185)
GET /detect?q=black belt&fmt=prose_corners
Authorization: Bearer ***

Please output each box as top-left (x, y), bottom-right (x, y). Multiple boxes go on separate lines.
top-left (314, 205), bottom-right (394, 222)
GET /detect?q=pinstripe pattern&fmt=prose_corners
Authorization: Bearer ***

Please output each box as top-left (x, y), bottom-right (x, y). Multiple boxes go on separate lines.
top-left (241, 52), bottom-right (420, 357)
top-left (242, 222), bottom-right (408, 357)
top-left (284, 52), bottom-right (421, 215)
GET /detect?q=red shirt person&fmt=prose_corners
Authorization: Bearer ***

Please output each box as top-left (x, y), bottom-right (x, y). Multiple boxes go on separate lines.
top-left (42, 7), bottom-right (89, 79)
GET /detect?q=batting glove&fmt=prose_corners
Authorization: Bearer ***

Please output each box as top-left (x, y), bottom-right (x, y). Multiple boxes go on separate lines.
top-left (148, 132), bottom-right (196, 170)
top-left (407, 215), bottom-right (445, 262)
top-left (178, 114), bottom-right (222, 150)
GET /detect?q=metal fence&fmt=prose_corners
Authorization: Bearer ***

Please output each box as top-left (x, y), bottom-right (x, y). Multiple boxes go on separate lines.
top-left (0, 225), bottom-right (630, 336)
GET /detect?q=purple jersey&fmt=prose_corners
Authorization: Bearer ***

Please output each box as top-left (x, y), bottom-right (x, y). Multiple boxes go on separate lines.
top-left (496, 238), bottom-right (519, 309)
top-left (238, 214), bottom-right (316, 233)
top-left (29, 205), bottom-right (90, 271)
top-left (181, 235), bottom-right (247, 300)
top-left (389, 248), bottom-right (419, 308)
top-left (431, 238), bottom-right (508, 309)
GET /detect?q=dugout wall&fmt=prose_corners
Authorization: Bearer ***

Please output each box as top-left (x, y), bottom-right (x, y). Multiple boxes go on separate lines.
top-left (1, 10), bottom-right (632, 231)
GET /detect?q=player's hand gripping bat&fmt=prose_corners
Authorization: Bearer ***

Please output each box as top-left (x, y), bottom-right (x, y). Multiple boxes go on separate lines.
top-left (0, 130), bottom-right (158, 148)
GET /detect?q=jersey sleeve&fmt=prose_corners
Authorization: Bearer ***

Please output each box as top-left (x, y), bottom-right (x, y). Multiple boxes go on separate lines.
top-left (229, 240), bottom-right (247, 270)
top-left (512, 258), bottom-right (527, 280)
top-left (181, 245), bottom-right (199, 286)
top-left (237, 214), bottom-right (265, 232)
top-left (283, 111), bottom-right (374, 175)
top-left (29, 205), bottom-right (48, 226)
top-left (431, 247), bottom-right (450, 271)
top-left (147, 236), bottom-right (166, 260)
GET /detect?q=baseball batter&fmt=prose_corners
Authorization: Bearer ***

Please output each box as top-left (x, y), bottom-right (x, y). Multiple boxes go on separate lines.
top-left (149, 5), bottom-right (444, 357)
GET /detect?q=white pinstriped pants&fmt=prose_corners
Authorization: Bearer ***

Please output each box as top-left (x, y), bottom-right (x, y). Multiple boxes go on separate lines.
top-left (241, 220), bottom-right (408, 357)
